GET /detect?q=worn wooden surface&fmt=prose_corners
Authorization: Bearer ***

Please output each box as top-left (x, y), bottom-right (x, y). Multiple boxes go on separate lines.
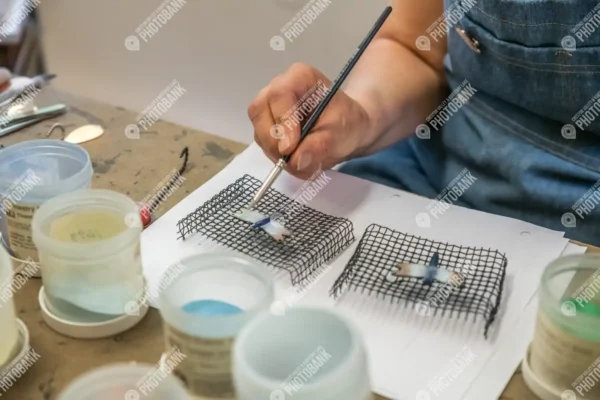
top-left (0, 88), bottom-right (579, 399)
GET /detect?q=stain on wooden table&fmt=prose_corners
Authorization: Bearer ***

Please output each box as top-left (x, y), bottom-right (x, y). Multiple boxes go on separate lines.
top-left (0, 88), bottom-right (571, 399)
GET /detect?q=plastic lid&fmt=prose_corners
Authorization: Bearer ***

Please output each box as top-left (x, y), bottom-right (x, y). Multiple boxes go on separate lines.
top-left (0, 139), bottom-right (93, 203)
top-left (57, 363), bottom-right (190, 400)
top-left (38, 286), bottom-right (148, 339)
top-left (522, 343), bottom-right (565, 400)
top-left (0, 235), bottom-right (41, 278)
top-left (0, 319), bottom-right (31, 375)
top-left (31, 189), bottom-right (142, 259)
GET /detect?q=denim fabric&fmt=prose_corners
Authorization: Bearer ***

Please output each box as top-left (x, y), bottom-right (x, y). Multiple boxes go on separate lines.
top-left (340, 0), bottom-right (600, 245)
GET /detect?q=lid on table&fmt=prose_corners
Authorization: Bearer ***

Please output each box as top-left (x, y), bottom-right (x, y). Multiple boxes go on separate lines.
top-left (38, 286), bottom-right (148, 339)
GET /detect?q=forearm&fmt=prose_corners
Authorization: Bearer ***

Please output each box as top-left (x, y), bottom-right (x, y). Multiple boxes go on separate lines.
top-left (342, 1), bottom-right (448, 157)
top-left (345, 39), bottom-right (447, 156)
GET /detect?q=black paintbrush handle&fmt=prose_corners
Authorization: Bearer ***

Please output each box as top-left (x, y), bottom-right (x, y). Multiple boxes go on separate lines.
top-left (282, 6), bottom-right (393, 164)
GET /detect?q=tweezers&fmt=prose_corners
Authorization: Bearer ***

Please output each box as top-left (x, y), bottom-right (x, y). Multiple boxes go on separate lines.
top-left (0, 104), bottom-right (68, 138)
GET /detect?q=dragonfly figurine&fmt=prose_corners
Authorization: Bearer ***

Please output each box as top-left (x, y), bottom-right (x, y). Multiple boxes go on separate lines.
top-left (386, 252), bottom-right (465, 287)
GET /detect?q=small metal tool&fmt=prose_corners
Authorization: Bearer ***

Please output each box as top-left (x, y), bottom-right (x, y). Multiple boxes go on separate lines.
top-left (0, 104), bottom-right (67, 138)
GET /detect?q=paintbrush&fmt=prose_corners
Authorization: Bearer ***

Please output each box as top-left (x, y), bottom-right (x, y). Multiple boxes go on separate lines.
top-left (247, 6), bottom-right (393, 210)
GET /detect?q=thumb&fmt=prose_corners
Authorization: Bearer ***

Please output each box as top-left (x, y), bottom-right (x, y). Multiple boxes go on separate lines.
top-left (0, 68), bottom-right (12, 90)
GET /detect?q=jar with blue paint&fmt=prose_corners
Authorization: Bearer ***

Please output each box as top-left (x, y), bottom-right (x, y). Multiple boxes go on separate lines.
top-left (157, 253), bottom-right (274, 400)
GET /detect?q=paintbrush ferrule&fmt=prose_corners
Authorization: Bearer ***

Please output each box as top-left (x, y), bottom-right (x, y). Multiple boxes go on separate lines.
top-left (248, 159), bottom-right (286, 209)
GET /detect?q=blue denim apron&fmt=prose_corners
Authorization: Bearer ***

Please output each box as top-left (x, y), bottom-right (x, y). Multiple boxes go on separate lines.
top-left (340, 0), bottom-right (600, 245)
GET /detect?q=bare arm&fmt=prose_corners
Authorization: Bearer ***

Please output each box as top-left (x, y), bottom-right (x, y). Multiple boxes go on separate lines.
top-left (249, 0), bottom-right (448, 179)
top-left (345, 0), bottom-right (448, 156)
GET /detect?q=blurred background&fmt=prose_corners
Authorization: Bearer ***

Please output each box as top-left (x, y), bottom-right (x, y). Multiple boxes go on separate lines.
top-left (3, 0), bottom-right (388, 143)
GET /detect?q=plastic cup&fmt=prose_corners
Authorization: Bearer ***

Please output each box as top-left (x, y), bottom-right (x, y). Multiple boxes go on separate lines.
top-left (528, 254), bottom-right (600, 397)
top-left (57, 363), bottom-right (190, 400)
top-left (32, 189), bottom-right (144, 325)
top-left (0, 245), bottom-right (19, 368)
top-left (158, 253), bottom-right (274, 400)
top-left (0, 140), bottom-right (93, 264)
top-left (233, 307), bottom-right (372, 400)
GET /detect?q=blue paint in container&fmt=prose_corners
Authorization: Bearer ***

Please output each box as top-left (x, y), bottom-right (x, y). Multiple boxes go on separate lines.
top-left (182, 300), bottom-right (243, 316)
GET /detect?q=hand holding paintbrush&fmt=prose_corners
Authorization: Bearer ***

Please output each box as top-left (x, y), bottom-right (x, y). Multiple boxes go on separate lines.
top-left (247, 6), bottom-right (393, 209)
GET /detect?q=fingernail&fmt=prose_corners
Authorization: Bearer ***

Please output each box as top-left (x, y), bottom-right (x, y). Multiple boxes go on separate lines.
top-left (297, 152), bottom-right (312, 171)
top-left (278, 134), bottom-right (291, 153)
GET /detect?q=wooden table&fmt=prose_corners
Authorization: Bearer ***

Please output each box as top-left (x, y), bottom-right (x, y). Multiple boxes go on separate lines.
top-left (0, 88), bottom-right (576, 399)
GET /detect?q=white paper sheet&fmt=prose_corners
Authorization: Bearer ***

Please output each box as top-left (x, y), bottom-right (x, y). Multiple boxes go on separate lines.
top-left (141, 144), bottom-right (571, 400)
top-left (462, 242), bottom-right (586, 400)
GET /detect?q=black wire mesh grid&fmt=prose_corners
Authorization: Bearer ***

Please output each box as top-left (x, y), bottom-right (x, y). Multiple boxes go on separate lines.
top-left (177, 174), bottom-right (355, 285)
top-left (330, 224), bottom-right (507, 338)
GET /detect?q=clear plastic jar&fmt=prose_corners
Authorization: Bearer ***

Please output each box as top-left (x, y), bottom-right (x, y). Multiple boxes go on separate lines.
top-left (530, 253), bottom-right (600, 396)
top-left (158, 253), bottom-right (274, 400)
top-left (0, 245), bottom-right (19, 368)
top-left (57, 363), bottom-right (190, 400)
top-left (233, 307), bottom-right (372, 400)
top-left (32, 189), bottom-right (144, 323)
top-left (0, 140), bottom-right (93, 264)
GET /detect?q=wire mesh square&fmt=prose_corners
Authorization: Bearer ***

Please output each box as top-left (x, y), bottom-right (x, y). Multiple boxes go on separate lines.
top-left (177, 174), bottom-right (355, 285)
top-left (330, 224), bottom-right (507, 337)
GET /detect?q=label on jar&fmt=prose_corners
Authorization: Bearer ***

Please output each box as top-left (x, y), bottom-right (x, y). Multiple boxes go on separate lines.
top-left (164, 324), bottom-right (236, 399)
top-left (530, 310), bottom-right (600, 398)
top-left (4, 203), bottom-right (40, 261)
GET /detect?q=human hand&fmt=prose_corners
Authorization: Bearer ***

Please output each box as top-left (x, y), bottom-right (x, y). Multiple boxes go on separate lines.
top-left (248, 63), bottom-right (373, 179)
